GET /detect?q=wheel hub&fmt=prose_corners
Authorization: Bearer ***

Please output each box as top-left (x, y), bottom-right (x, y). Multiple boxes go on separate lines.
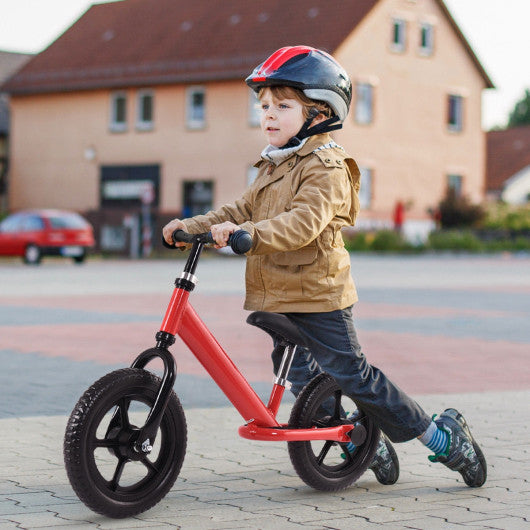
top-left (106, 426), bottom-right (145, 461)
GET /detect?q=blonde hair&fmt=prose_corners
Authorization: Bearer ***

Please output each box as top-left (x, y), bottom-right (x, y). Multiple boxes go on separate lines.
top-left (258, 86), bottom-right (333, 119)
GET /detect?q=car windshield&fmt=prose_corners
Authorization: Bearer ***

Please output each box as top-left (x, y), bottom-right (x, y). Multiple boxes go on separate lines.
top-left (48, 213), bottom-right (88, 229)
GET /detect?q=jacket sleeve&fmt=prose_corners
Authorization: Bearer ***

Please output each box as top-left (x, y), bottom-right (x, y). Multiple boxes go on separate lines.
top-left (182, 188), bottom-right (253, 233)
top-left (240, 156), bottom-right (352, 255)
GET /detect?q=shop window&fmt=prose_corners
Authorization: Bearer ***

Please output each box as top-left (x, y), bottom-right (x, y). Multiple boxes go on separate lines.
top-left (182, 180), bottom-right (213, 217)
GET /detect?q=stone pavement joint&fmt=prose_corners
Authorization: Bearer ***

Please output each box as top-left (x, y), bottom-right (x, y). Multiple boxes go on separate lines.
top-left (1, 391), bottom-right (529, 529)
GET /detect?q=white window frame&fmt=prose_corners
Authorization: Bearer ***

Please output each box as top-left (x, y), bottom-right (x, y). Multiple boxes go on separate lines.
top-left (355, 82), bottom-right (374, 125)
top-left (447, 94), bottom-right (464, 132)
top-left (110, 92), bottom-right (127, 132)
top-left (136, 90), bottom-right (154, 131)
top-left (419, 22), bottom-right (434, 56)
top-left (447, 174), bottom-right (463, 196)
top-left (248, 89), bottom-right (261, 127)
top-left (358, 166), bottom-right (373, 209)
top-left (186, 86), bottom-right (206, 129)
top-left (391, 18), bottom-right (407, 52)
top-left (247, 165), bottom-right (259, 186)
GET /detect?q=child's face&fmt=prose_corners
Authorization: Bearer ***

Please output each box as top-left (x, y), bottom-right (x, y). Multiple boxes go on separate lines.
top-left (259, 88), bottom-right (306, 147)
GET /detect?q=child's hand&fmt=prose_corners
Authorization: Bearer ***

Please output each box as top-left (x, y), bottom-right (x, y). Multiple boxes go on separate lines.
top-left (162, 219), bottom-right (187, 246)
top-left (210, 222), bottom-right (241, 248)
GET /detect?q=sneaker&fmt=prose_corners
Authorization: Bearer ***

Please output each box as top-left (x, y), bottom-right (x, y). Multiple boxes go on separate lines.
top-left (429, 408), bottom-right (487, 487)
top-left (369, 434), bottom-right (400, 485)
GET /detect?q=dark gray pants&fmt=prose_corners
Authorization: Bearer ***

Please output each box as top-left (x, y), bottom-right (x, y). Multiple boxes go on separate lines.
top-left (272, 306), bottom-right (431, 443)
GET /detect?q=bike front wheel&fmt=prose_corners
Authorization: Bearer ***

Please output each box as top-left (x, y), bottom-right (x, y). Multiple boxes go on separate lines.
top-left (64, 368), bottom-right (187, 518)
top-left (288, 372), bottom-right (380, 491)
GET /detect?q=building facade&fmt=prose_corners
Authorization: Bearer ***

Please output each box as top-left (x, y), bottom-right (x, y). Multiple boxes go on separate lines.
top-left (2, 0), bottom-right (492, 249)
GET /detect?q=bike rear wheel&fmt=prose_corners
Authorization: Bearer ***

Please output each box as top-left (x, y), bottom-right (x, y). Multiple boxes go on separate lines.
top-left (288, 372), bottom-right (380, 491)
top-left (64, 368), bottom-right (186, 518)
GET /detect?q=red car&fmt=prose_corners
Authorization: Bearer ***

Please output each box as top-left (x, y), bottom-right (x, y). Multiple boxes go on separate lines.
top-left (0, 209), bottom-right (95, 264)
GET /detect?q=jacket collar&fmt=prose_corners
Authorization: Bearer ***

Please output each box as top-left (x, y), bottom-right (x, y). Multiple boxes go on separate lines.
top-left (254, 133), bottom-right (334, 168)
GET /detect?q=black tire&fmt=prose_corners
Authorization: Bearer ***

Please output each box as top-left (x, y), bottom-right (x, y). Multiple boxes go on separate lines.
top-left (23, 243), bottom-right (41, 264)
top-left (288, 372), bottom-right (380, 491)
top-left (64, 368), bottom-right (187, 518)
top-left (73, 250), bottom-right (86, 264)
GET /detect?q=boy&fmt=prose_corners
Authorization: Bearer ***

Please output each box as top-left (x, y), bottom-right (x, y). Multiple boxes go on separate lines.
top-left (163, 46), bottom-right (486, 488)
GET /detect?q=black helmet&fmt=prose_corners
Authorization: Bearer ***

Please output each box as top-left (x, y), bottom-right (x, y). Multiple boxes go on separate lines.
top-left (246, 45), bottom-right (352, 122)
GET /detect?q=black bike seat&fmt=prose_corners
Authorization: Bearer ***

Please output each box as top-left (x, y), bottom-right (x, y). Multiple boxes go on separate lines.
top-left (246, 311), bottom-right (308, 347)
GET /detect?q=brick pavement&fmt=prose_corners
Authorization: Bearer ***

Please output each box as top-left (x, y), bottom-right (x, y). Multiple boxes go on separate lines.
top-left (1, 254), bottom-right (529, 528)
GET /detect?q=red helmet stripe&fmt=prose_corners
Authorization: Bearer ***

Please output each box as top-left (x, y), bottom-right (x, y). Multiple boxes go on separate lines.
top-left (255, 45), bottom-right (315, 79)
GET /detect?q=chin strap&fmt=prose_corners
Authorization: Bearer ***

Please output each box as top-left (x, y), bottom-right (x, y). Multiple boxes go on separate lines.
top-left (281, 110), bottom-right (343, 149)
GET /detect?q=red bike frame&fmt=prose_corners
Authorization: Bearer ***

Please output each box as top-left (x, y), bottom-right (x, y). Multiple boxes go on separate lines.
top-left (158, 263), bottom-right (353, 444)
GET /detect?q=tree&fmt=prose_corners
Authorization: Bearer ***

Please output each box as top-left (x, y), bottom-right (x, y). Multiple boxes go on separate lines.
top-left (507, 89), bottom-right (530, 127)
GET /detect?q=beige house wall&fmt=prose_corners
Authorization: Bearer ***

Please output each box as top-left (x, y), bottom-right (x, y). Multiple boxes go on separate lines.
top-left (8, 0), bottom-right (488, 227)
top-left (335, 0), bottom-right (487, 222)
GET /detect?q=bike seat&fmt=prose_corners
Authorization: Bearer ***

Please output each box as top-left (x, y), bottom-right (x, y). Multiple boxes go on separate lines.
top-left (246, 311), bottom-right (308, 348)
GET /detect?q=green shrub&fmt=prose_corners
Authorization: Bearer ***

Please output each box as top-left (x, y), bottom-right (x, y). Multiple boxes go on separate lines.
top-left (344, 232), bottom-right (371, 251)
top-left (428, 230), bottom-right (483, 251)
top-left (370, 230), bottom-right (412, 252)
top-left (482, 203), bottom-right (530, 231)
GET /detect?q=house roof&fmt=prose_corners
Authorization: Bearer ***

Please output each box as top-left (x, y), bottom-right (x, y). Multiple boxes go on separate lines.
top-left (1, 0), bottom-right (378, 95)
top-left (1, 0), bottom-right (493, 96)
top-left (487, 126), bottom-right (530, 192)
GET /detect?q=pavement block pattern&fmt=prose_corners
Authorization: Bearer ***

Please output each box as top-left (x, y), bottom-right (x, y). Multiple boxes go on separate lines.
top-left (1, 254), bottom-right (529, 528)
top-left (0, 392), bottom-right (529, 529)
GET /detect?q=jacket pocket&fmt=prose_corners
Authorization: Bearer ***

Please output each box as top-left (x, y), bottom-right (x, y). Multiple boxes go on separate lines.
top-left (271, 245), bottom-right (318, 266)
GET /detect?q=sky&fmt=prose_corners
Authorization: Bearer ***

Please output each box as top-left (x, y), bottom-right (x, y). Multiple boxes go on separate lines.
top-left (0, 0), bottom-right (528, 130)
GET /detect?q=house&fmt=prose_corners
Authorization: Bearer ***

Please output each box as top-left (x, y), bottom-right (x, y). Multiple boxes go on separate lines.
top-left (486, 126), bottom-right (530, 204)
top-left (0, 50), bottom-right (32, 213)
top-left (2, 0), bottom-right (493, 251)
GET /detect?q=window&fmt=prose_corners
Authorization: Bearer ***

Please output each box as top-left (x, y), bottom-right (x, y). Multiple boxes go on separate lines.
top-left (447, 174), bottom-right (463, 197)
top-left (247, 165), bottom-right (259, 186)
top-left (136, 90), bottom-right (154, 130)
top-left (355, 83), bottom-right (374, 125)
top-left (358, 166), bottom-right (373, 209)
top-left (391, 18), bottom-right (406, 52)
top-left (110, 92), bottom-right (127, 132)
top-left (182, 181), bottom-right (213, 217)
top-left (419, 23), bottom-right (434, 56)
top-left (248, 90), bottom-right (261, 127)
top-left (447, 94), bottom-right (464, 132)
top-left (186, 86), bottom-right (206, 129)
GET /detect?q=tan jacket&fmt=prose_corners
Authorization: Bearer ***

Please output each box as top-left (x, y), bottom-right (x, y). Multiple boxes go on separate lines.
top-left (183, 133), bottom-right (361, 312)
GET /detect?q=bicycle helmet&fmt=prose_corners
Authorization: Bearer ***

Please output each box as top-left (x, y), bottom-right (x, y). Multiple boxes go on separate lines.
top-left (246, 45), bottom-right (352, 122)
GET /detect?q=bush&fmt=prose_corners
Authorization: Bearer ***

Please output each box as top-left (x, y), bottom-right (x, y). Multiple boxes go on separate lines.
top-left (482, 203), bottom-right (530, 232)
top-left (438, 189), bottom-right (485, 228)
top-left (370, 230), bottom-right (411, 251)
top-left (427, 230), bottom-right (483, 251)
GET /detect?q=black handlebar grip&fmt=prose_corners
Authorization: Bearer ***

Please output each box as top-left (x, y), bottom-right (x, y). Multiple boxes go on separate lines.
top-left (229, 230), bottom-right (253, 254)
top-left (166, 228), bottom-right (252, 254)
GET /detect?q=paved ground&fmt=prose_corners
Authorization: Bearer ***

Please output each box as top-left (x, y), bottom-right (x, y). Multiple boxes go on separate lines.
top-left (1, 253), bottom-right (529, 528)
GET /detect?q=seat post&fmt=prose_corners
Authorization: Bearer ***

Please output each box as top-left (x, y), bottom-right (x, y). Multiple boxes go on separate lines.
top-left (267, 343), bottom-right (297, 417)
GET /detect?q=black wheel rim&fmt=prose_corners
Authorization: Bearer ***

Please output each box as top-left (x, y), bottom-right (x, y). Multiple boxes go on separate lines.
top-left (84, 385), bottom-right (176, 503)
top-left (304, 388), bottom-right (375, 479)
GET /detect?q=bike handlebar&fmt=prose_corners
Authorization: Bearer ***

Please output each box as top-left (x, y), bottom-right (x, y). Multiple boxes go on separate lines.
top-left (163, 229), bottom-right (253, 255)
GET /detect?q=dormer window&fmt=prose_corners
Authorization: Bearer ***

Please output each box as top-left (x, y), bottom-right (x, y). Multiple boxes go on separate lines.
top-left (391, 18), bottom-right (406, 52)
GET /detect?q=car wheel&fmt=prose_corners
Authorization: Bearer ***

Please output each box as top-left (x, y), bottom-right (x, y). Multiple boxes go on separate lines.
top-left (73, 250), bottom-right (86, 264)
top-left (24, 244), bottom-right (42, 265)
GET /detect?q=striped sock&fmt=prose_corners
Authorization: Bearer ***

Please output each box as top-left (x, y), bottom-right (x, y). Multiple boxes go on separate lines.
top-left (418, 421), bottom-right (449, 455)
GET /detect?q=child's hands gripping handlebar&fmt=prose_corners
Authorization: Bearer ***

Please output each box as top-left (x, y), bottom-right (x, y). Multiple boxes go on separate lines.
top-left (162, 229), bottom-right (253, 255)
